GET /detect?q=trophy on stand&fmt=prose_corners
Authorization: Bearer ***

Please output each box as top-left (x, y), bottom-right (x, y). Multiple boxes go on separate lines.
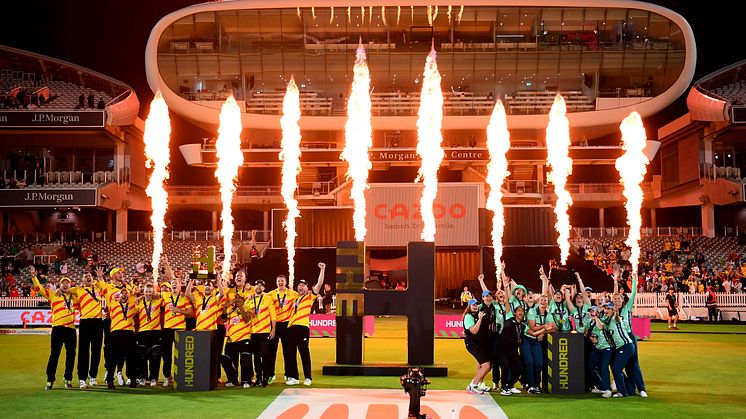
top-left (190, 245), bottom-right (216, 280)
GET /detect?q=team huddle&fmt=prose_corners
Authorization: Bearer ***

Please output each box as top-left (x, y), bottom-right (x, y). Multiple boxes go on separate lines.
top-left (30, 259), bottom-right (326, 390)
top-left (462, 264), bottom-right (648, 398)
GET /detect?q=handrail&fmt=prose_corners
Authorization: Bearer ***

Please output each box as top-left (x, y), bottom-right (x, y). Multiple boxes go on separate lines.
top-left (106, 89), bottom-right (132, 107)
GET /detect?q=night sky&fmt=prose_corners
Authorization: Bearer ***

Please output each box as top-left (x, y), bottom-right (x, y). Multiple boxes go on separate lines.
top-left (0, 1), bottom-right (741, 185)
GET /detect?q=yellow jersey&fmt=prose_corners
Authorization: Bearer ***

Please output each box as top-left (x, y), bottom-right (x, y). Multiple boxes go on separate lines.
top-left (268, 288), bottom-right (298, 323)
top-left (245, 293), bottom-right (276, 334)
top-left (193, 291), bottom-right (226, 331)
top-left (107, 294), bottom-right (138, 332)
top-left (137, 297), bottom-right (163, 332)
top-left (162, 291), bottom-right (193, 330)
top-left (224, 305), bottom-right (252, 343)
top-left (32, 276), bottom-right (77, 328)
top-left (288, 292), bottom-right (316, 328)
top-left (226, 285), bottom-right (254, 302)
top-left (70, 282), bottom-right (105, 320)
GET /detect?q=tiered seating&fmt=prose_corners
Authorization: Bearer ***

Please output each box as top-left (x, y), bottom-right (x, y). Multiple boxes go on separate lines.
top-left (245, 91), bottom-right (332, 116)
top-left (370, 91), bottom-right (494, 116)
top-left (714, 80), bottom-right (746, 104)
top-left (42, 80), bottom-right (112, 110)
top-left (506, 90), bottom-right (595, 114)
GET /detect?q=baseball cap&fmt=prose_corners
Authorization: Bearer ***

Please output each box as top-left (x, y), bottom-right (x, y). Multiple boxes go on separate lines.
top-left (604, 302), bottom-right (615, 308)
top-left (482, 290), bottom-right (493, 298)
top-left (590, 305), bottom-right (598, 311)
top-left (468, 298), bottom-right (479, 306)
top-left (255, 279), bottom-right (265, 286)
top-left (297, 279), bottom-right (308, 285)
top-left (159, 282), bottom-right (172, 291)
top-left (109, 267), bottom-right (124, 277)
top-left (59, 277), bottom-right (72, 284)
top-left (584, 286), bottom-right (593, 292)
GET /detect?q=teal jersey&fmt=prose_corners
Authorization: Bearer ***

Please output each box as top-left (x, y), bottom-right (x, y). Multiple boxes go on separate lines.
top-left (619, 276), bottom-right (638, 334)
top-left (604, 315), bottom-right (633, 348)
top-left (570, 303), bottom-right (591, 333)
top-left (549, 300), bottom-right (572, 332)
top-left (525, 306), bottom-right (550, 338)
top-left (586, 317), bottom-right (611, 350)
top-left (494, 301), bottom-right (511, 327)
top-left (464, 312), bottom-right (477, 330)
top-left (509, 295), bottom-right (528, 314)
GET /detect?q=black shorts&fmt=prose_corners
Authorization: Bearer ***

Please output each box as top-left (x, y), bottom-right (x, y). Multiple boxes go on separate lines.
top-left (668, 308), bottom-right (678, 317)
top-left (465, 341), bottom-right (491, 365)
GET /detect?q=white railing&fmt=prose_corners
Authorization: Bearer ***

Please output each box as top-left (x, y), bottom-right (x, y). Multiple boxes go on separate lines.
top-left (0, 297), bottom-right (47, 308)
top-left (573, 226), bottom-right (702, 238)
top-left (633, 292), bottom-right (746, 321)
top-left (126, 230), bottom-right (271, 242)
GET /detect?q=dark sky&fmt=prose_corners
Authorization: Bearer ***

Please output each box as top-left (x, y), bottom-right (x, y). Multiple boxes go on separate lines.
top-left (0, 1), bottom-right (741, 185)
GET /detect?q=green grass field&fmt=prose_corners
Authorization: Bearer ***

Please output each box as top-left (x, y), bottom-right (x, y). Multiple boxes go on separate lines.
top-left (1, 320), bottom-right (745, 418)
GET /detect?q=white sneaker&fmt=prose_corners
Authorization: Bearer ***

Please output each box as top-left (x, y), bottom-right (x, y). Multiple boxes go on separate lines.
top-left (303, 378), bottom-right (312, 386)
top-left (88, 377), bottom-right (97, 386)
top-left (611, 382), bottom-right (617, 392)
top-left (466, 384), bottom-right (483, 395)
top-left (591, 387), bottom-right (605, 394)
top-left (64, 380), bottom-right (73, 389)
top-left (79, 380), bottom-right (88, 389)
top-left (509, 387), bottom-right (521, 394)
top-left (286, 378), bottom-right (300, 386)
top-left (602, 390), bottom-right (612, 398)
top-left (476, 382), bottom-right (491, 392)
top-left (44, 382), bottom-right (53, 390)
top-left (117, 372), bottom-right (124, 386)
top-left (268, 375), bottom-right (276, 385)
top-left (243, 383), bottom-right (251, 389)
top-left (612, 393), bottom-right (624, 398)
top-left (500, 388), bottom-right (512, 396)
top-left (640, 390), bottom-right (648, 398)
top-left (162, 378), bottom-right (170, 387)
top-left (137, 379), bottom-right (146, 387)
top-left (150, 379), bottom-right (157, 387)
top-left (225, 382), bottom-right (235, 387)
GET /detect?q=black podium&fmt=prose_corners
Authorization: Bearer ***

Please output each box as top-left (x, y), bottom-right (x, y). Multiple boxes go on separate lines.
top-left (173, 330), bottom-right (219, 391)
top-left (546, 332), bottom-right (585, 394)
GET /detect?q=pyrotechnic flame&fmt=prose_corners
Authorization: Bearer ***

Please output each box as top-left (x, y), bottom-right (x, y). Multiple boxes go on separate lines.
top-left (427, 6), bottom-right (433, 25)
top-left (458, 5), bottom-right (464, 23)
top-left (144, 91), bottom-right (171, 282)
top-left (486, 99), bottom-right (511, 279)
top-left (297, 7), bottom-right (301, 20)
top-left (361, 6), bottom-right (365, 23)
top-left (546, 94), bottom-right (573, 264)
top-left (280, 79), bottom-right (302, 287)
top-left (397, 6), bottom-right (401, 25)
top-left (342, 42), bottom-right (373, 242)
top-left (381, 6), bottom-right (387, 26)
top-left (415, 46), bottom-right (445, 242)
top-left (311, 7), bottom-right (316, 21)
top-left (448, 6), bottom-right (452, 24)
top-left (347, 6), bottom-right (351, 23)
top-left (369, 6), bottom-right (373, 24)
top-left (214, 96), bottom-right (244, 275)
top-left (330, 7), bottom-right (334, 24)
top-left (433, 5), bottom-right (439, 22)
top-left (411, 6), bottom-right (414, 22)
top-left (616, 112), bottom-right (649, 273)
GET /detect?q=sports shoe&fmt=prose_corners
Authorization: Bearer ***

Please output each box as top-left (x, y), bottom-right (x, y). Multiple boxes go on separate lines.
top-left (640, 390), bottom-right (648, 398)
top-left (286, 378), bottom-right (300, 386)
top-left (117, 372), bottom-right (124, 386)
top-left (613, 393), bottom-right (624, 398)
top-left (138, 379), bottom-right (147, 387)
top-left (225, 382), bottom-right (235, 387)
top-left (509, 387), bottom-right (522, 394)
top-left (610, 382), bottom-right (617, 392)
top-left (303, 378), bottom-right (312, 386)
top-left (534, 387), bottom-right (542, 394)
top-left (242, 382), bottom-right (251, 389)
top-left (602, 390), bottom-right (612, 398)
top-left (591, 387), bottom-right (605, 394)
top-left (492, 382), bottom-right (498, 390)
top-left (466, 384), bottom-right (483, 394)
top-left (500, 388), bottom-right (512, 396)
top-left (64, 380), bottom-right (73, 389)
top-left (162, 378), bottom-right (170, 387)
top-left (268, 375), bottom-right (276, 385)
top-left (79, 380), bottom-right (88, 389)
top-left (527, 387), bottom-right (537, 394)
top-left (150, 379), bottom-right (157, 387)
top-left (476, 382), bottom-right (491, 392)
top-left (44, 382), bottom-right (53, 391)
top-left (88, 377), bottom-right (97, 386)
top-left (107, 382), bottom-right (116, 390)
top-left (260, 380), bottom-right (268, 388)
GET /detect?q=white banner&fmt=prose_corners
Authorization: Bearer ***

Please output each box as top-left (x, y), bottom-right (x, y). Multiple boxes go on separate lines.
top-left (0, 309), bottom-right (80, 326)
top-left (366, 183), bottom-right (481, 247)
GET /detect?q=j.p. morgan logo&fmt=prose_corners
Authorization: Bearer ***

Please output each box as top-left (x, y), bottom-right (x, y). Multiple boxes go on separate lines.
top-left (31, 113), bottom-right (80, 125)
top-left (26, 191), bottom-right (74, 203)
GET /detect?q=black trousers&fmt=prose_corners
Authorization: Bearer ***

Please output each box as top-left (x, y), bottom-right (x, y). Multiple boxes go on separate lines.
top-left (251, 333), bottom-right (271, 382)
top-left (77, 318), bottom-right (103, 380)
top-left (498, 344), bottom-right (523, 389)
top-left (286, 325), bottom-right (312, 380)
top-left (216, 324), bottom-right (226, 379)
top-left (161, 328), bottom-right (179, 378)
top-left (490, 333), bottom-right (501, 385)
top-left (137, 330), bottom-right (162, 381)
top-left (708, 305), bottom-right (718, 322)
top-left (219, 339), bottom-right (253, 385)
top-left (47, 326), bottom-right (76, 383)
top-left (266, 321), bottom-right (292, 378)
top-left (106, 330), bottom-right (138, 384)
top-left (102, 318), bottom-right (112, 372)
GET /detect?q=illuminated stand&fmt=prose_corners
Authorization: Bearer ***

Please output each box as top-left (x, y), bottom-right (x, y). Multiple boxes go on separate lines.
top-left (546, 332), bottom-right (585, 394)
top-left (323, 241), bottom-right (448, 377)
top-left (174, 245), bottom-right (219, 391)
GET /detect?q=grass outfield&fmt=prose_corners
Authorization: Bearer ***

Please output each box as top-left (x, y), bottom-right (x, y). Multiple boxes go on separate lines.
top-left (0, 320), bottom-right (744, 418)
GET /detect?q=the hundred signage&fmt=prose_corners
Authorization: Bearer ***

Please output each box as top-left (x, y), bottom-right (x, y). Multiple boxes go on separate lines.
top-left (0, 111), bottom-right (105, 128)
top-left (0, 188), bottom-right (97, 207)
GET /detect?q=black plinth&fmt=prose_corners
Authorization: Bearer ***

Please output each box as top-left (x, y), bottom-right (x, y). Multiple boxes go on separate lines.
top-left (322, 362), bottom-right (448, 377)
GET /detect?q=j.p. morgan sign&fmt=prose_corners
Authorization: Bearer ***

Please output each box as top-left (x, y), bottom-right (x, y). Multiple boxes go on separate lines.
top-left (0, 111), bottom-right (105, 128)
top-left (0, 189), bottom-right (97, 207)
